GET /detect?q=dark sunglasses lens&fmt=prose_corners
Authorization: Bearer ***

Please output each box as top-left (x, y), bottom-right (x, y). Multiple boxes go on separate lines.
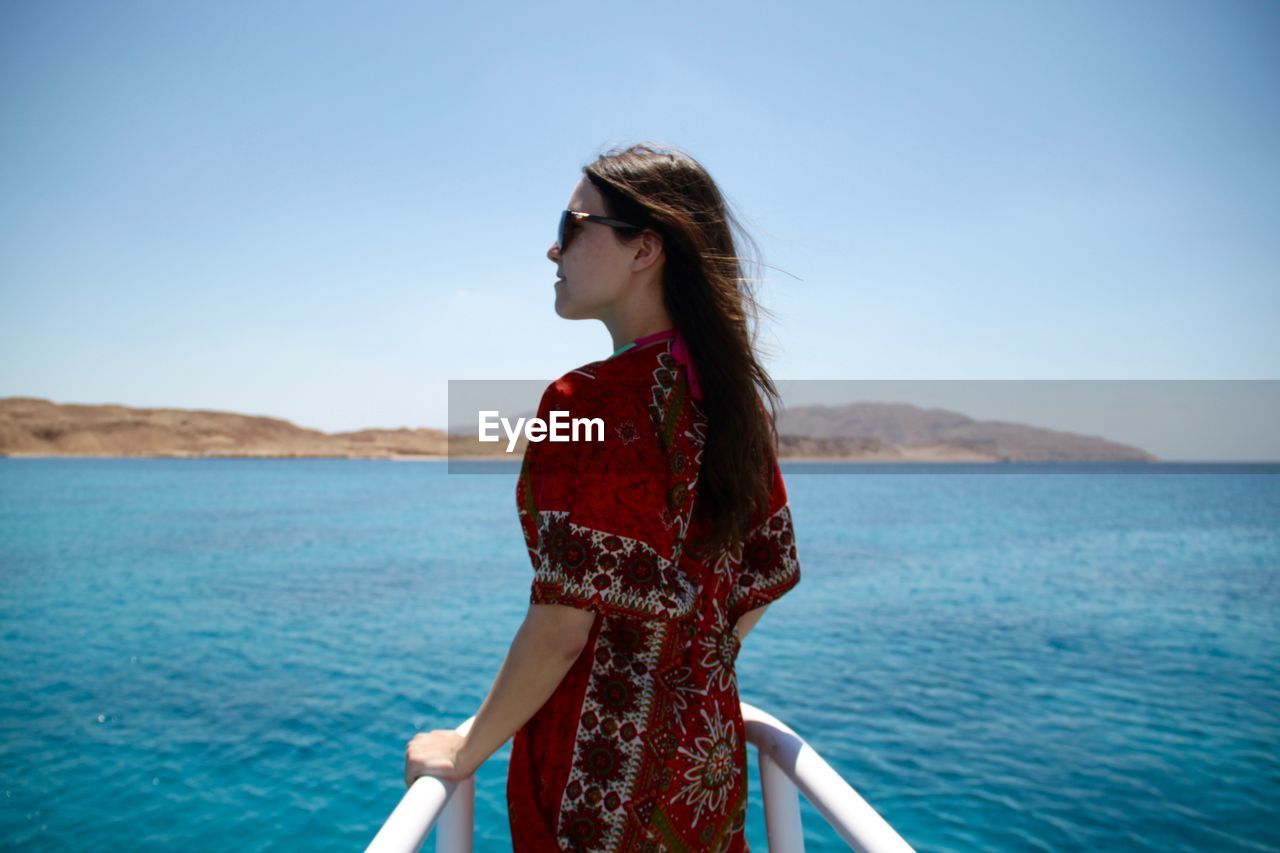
top-left (558, 211), bottom-right (572, 250)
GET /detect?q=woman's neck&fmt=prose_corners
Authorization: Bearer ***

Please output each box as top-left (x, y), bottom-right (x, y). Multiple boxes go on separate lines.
top-left (604, 316), bottom-right (676, 354)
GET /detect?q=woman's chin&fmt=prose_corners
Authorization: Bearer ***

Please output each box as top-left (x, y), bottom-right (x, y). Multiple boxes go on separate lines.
top-left (554, 296), bottom-right (584, 320)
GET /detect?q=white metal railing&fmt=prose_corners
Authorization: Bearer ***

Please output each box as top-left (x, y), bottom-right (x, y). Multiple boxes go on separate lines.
top-left (367, 702), bottom-right (915, 852)
top-left (741, 702), bottom-right (915, 852)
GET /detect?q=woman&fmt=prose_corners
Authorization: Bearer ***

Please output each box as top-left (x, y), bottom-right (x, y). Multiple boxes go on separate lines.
top-left (406, 143), bottom-right (802, 852)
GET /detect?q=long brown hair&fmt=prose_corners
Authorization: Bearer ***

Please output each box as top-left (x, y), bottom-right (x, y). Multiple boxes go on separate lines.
top-left (583, 142), bottom-right (783, 552)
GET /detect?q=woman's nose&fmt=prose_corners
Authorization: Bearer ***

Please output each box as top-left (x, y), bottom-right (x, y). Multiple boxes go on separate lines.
top-left (547, 242), bottom-right (560, 262)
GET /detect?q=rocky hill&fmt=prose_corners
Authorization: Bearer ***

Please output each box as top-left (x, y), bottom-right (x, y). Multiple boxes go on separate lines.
top-left (0, 397), bottom-right (446, 459)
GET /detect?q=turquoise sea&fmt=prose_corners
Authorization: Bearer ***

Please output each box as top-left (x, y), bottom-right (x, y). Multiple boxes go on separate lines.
top-left (1, 458), bottom-right (1277, 851)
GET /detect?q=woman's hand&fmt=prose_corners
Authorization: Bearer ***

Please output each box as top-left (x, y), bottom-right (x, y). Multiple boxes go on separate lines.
top-left (404, 730), bottom-right (475, 787)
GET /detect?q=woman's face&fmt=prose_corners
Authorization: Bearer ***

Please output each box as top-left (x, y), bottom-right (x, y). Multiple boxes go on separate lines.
top-left (546, 176), bottom-right (638, 321)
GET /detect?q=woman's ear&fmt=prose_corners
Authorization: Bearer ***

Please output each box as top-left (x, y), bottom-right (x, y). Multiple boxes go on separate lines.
top-left (632, 231), bottom-right (664, 271)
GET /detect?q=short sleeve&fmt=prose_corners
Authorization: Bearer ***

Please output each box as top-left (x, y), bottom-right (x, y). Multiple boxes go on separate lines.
top-left (726, 452), bottom-right (801, 624)
top-left (520, 378), bottom-right (698, 621)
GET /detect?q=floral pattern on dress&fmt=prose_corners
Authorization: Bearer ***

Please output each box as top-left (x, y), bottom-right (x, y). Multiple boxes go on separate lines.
top-left (555, 613), bottom-right (669, 850)
top-left (672, 703), bottom-right (740, 826)
top-left (696, 597), bottom-right (740, 694)
top-left (726, 503), bottom-right (802, 624)
top-left (530, 511), bottom-right (698, 620)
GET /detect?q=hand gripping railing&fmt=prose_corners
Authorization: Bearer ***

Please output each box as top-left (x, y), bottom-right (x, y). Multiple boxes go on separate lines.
top-left (368, 716), bottom-right (477, 853)
top-left (367, 702), bottom-right (915, 852)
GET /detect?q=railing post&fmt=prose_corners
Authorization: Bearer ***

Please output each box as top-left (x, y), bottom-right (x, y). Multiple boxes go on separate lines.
top-left (759, 747), bottom-right (807, 851)
top-left (434, 775), bottom-right (475, 853)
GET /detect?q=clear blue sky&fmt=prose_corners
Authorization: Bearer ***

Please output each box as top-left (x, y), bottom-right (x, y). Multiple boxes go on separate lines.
top-left (2, 0), bottom-right (1276, 438)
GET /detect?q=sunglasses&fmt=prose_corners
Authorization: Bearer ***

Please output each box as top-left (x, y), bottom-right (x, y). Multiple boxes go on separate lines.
top-left (557, 209), bottom-right (643, 253)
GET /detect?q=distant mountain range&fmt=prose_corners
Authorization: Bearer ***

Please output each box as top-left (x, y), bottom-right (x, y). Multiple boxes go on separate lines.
top-left (776, 402), bottom-right (1156, 461)
top-left (0, 397), bottom-right (1156, 462)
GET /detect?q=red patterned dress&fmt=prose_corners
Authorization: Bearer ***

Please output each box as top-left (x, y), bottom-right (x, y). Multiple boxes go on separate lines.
top-left (508, 329), bottom-right (802, 852)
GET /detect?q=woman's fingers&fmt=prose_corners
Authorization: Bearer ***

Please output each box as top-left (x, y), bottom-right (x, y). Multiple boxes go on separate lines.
top-left (404, 730), bottom-right (465, 786)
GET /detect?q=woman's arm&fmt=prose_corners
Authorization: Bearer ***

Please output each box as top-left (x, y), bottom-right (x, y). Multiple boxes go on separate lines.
top-left (455, 602), bottom-right (596, 773)
top-left (734, 604), bottom-right (770, 643)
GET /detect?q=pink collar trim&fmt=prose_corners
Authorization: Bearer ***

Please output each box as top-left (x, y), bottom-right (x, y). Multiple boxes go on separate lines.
top-left (630, 329), bottom-right (703, 400)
